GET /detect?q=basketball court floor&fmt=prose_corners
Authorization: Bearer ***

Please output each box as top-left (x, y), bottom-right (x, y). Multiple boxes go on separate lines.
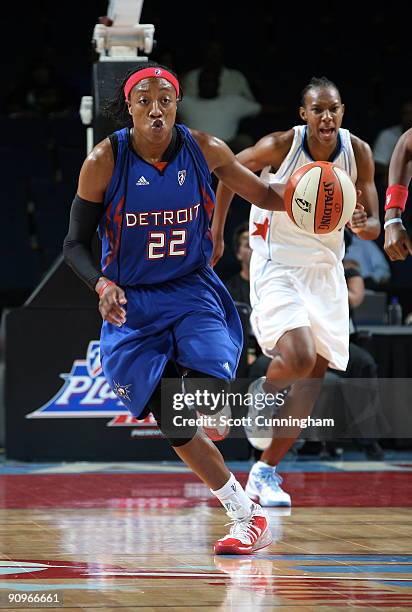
top-left (0, 453), bottom-right (411, 610)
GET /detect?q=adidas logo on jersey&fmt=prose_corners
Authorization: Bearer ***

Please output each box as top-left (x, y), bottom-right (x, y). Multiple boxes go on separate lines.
top-left (136, 176), bottom-right (150, 186)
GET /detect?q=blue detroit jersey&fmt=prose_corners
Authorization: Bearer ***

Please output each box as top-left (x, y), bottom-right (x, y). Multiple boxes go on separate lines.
top-left (100, 267), bottom-right (243, 416)
top-left (99, 124), bottom-right (215, 285)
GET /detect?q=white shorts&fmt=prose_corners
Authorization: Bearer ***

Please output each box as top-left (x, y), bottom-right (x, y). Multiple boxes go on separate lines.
top-left (250, 251), bottom-right (349, 371)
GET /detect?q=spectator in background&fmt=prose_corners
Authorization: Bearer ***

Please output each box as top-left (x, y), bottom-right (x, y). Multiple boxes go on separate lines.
top-left (225, 223), bottom-right (251, 305)
top-left (373, 99), bottom-right (412, 180)
top-left (182, 41), bottom-right (256, 102)
top-left (319, 230), bottom-right (385, 460)
top-left (225, 223), bottom-right (256, 376)
top-left (345, 234), bottom-right (391, 290)
top-left (178, 68), bottom-right (261, 152)
top-left (6, 61), bottom-right (74, 118)
top-left (342, 252), bottom-right (379, 386)
top-left (225, 223), bottom-right (271, 377)
top-left (340, 252), bottom-right (384, 460)
top-left (153, 47), bottom-right (178, 73)
top-left (344, 230), bottom-right (384, 458)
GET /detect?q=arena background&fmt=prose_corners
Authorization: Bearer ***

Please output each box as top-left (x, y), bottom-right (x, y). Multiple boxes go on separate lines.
top-left (0, 2), bottom-right (412, 458)
top-left (1, 2), bottom-right (412, 301)
top-left (0, 3), bottom-right (412, 608)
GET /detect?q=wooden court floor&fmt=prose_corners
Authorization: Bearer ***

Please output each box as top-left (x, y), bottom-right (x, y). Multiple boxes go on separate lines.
top-left (0, 462), bottom-right (411, 610)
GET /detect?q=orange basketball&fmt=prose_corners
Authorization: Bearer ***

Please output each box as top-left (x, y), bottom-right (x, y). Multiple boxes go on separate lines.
top-left (284, 161), bottom-right (356, 234)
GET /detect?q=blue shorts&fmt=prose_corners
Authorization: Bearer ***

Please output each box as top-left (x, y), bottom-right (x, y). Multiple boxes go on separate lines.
top-left (99, 266), bottom-right (243, 417)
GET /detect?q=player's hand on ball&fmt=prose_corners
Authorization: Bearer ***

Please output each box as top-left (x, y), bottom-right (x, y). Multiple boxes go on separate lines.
top-left (384, 223), bottom-right (412, 261)
top-left (98, 282), bottom-right (127, 327)
top-left (347, 191), bottom-right (367, 233)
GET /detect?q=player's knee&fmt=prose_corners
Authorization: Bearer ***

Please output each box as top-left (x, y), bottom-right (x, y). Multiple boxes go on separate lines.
top-left (151, 401), bottom-right (198, 447)
top-left (146, 369), bottom-right (229, 446)
top-left (287, 347), bottom-right (317, 378)
top-left (168, 434), bottom-right (197, 447)
top-left (184, 370), bottom-right (230, 415)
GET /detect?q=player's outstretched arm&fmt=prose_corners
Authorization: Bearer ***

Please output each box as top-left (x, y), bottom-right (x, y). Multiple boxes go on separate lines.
top-left (210, 132), bottom-right (291, 266)
top-left (195, 131), bottom-right (285, 210)
top-left (384, 128), bottom-right (412, 261)
top-left (215, 154), bottom-right (285, 211)
top-left (349, 136), bottom-right (381, 240)
top-left (192, 130), bottom-right (285, 266)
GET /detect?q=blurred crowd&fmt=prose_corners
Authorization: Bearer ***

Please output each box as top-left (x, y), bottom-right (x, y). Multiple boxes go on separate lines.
top-left (1, 3), bottom-right (411, 307)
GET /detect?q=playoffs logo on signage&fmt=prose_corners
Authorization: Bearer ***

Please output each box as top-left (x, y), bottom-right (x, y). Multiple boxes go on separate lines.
top-left (26, 341), bottom-right (158, 434)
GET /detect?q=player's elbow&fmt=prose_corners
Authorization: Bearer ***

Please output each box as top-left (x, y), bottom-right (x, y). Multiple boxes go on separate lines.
top-left (368, 219), bottom-right (381, 240)
top-left (62, 234), bottom-right (72, 263)
top-left (63, 232), bottom-right (77, 259)
top-left (62, 237), bottom-right (78, 273)
top-left (350, 294), bottom-right (364, 309)
top-left (360, 216), bottom-right (381, 240)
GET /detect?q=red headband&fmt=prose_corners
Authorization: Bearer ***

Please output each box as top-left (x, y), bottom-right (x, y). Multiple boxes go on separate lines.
top-left (124, 67), bottom-right (180, 100)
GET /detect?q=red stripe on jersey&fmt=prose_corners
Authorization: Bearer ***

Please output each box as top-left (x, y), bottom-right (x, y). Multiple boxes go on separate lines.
top-left (102, 195), bottom-right (125, 271)
top-left (202, 187), bottom-right (214, 219)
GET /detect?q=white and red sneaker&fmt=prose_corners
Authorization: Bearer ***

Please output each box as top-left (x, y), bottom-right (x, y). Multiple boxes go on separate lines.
top-left (214, 504), bottom-right (272, 555)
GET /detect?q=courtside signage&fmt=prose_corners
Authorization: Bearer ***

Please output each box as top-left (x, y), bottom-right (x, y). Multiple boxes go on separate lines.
top-left (26, 341), bottom-right (156, 429)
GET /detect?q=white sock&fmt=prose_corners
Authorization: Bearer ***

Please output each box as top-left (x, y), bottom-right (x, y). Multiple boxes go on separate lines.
top-left (211, 473), bottom-right (255, 520)
top-left (254, 460), bottom-right (275, 471)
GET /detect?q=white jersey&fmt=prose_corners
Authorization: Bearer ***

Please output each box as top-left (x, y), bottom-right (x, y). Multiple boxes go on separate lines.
top-left (249, 125), bottom-right (357, 266)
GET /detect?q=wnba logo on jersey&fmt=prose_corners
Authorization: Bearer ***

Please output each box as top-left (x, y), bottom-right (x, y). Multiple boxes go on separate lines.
top-left (178, 170), bottom-right (186, 186)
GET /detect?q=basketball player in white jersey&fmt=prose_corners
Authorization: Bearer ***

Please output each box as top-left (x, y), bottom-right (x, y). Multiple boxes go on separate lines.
top-left (212, 77), bottom-right (380, 506)
top-left (384, 127), bottom-right (412, 260)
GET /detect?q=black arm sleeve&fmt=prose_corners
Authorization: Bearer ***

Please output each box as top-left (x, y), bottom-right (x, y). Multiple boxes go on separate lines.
top-left (63, 194), bottom-right (104, 290)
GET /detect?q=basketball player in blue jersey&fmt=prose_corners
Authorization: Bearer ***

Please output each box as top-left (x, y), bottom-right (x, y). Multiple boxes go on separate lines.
top-left (384, 127), bottom-right (412, 260)
top-left (212, 77), bottom-right (381, 507)
top-left (63, 62), bottom-right (286, 555)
